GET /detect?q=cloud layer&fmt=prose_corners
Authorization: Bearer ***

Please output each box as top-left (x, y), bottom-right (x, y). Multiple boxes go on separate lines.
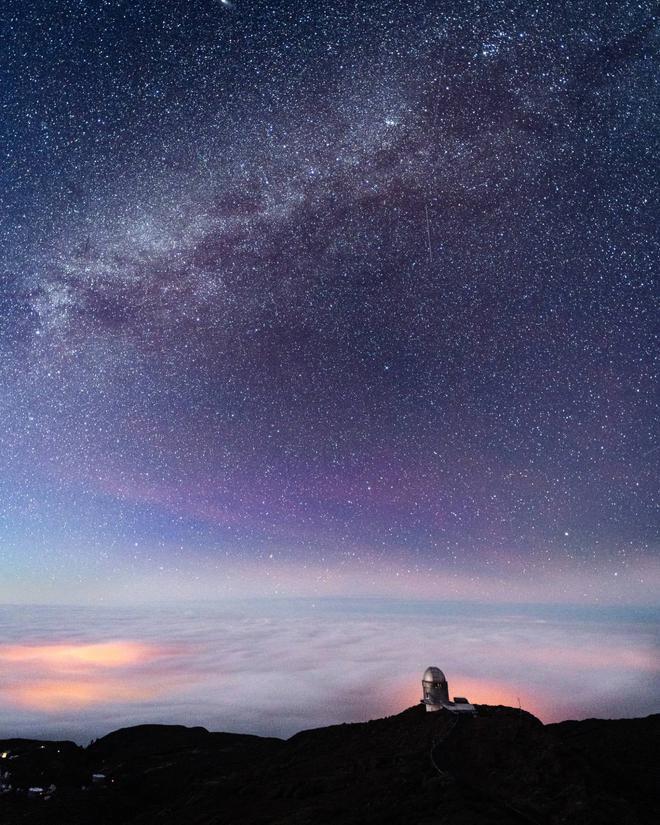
top-left (0, 600), bottom-right (657, 743)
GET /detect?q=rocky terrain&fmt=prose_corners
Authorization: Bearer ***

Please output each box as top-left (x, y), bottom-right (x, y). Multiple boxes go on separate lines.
top-left (1, 705), bottom-right (658, 824)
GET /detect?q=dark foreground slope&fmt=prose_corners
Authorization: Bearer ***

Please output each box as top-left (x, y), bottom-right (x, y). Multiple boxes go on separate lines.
top-left (1, 706), bottom-right (658, 824)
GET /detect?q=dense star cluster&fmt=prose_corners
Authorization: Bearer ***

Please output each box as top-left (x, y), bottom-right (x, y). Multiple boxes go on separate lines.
top-left (0, 0), bottom-right (657, 602)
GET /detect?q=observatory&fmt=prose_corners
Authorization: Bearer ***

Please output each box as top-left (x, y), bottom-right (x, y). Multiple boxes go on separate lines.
top-left (421, 666), bottom-right (476, 714)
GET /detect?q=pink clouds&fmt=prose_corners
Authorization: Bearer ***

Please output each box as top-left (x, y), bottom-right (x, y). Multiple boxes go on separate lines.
top-left (0, 640), bottom-right (184, 713)
top-left (0, 600), bottom-right (656, 743)
top-left (0, 641), bottom-right (156, 668)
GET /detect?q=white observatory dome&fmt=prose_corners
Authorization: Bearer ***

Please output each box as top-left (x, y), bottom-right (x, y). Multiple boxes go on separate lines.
top-left (420, 666), bottom-right (476, 714)
top-left (421, 665), bottom-right (449, 707)
top-left (422, 666), bottom-right (447, 684)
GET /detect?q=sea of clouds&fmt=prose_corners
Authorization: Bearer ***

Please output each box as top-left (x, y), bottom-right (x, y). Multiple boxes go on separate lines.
top-left (0, 599), bottom-right (657, 744)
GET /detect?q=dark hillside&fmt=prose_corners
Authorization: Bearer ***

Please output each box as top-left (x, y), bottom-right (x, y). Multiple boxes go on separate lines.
top-left (1, 707), bottom-right (658, 824)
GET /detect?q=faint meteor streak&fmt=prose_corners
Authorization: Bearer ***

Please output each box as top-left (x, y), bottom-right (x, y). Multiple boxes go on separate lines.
top-left (425, 203), bottom-right (433, 264)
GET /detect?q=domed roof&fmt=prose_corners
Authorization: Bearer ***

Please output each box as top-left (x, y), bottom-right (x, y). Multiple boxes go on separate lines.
top-left (422, 666), bottom-right (446, 683)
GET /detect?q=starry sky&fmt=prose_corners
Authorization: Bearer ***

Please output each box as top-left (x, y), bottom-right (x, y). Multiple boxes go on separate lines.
top-left (0, 0), bottom-right (658, 733)
top-left (2, 0), bottom-right (657, 604)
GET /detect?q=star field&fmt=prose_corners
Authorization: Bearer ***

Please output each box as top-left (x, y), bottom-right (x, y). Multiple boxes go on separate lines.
top-left (0, 0), bottom-right (657, 604)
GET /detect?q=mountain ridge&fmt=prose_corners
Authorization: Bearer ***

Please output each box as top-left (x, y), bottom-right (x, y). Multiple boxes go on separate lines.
top-left (1, 705), bottom-right (658, 823)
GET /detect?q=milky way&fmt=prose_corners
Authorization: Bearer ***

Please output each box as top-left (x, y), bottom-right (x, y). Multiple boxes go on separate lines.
top-left (0, 0), bottom-right (658, 607)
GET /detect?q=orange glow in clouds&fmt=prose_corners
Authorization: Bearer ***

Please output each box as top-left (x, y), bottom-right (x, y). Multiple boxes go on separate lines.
top-left (6, 680), bottom-right (158, 711)
top-left (452, 675), bottom-right (549, 716)
top-left (0, 640), bottom-right (169, 712)
top-left (390, 673), bottom-right (553, 721)
top-left (0, 641), bottom-right (155, 668)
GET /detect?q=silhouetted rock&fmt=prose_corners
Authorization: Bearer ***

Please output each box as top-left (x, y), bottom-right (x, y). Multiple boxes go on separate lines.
top-left (0, 706), bottom-right (658, 824)
top-left (87, 723), bottom-right (213, 760)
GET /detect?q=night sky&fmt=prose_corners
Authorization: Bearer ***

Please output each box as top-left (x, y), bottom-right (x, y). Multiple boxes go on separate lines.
top-left (0, 1), bottom-right (658, 735)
